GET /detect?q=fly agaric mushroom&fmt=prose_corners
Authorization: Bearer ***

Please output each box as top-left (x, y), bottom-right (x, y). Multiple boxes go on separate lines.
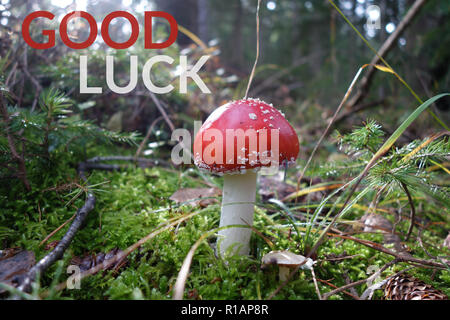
top-left (193, 98), bottom-right (299, 256)
top-left (261, 250), bottom-right (314, 281)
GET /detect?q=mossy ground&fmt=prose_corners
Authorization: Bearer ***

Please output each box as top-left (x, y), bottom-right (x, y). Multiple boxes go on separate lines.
top-left (1, 159), bottom-right (448, 300)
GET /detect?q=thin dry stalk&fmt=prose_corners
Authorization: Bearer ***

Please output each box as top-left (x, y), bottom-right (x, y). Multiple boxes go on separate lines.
top-left (244, 0), bottom-right (261, 99)
top-left (310, 266), bottom-right (322, 300)
top-left (39, 212), bottom-right (77, 247)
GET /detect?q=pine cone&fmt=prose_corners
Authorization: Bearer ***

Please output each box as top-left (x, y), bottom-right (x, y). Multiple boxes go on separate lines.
top-left (384, 274), bottom-right (448, 300)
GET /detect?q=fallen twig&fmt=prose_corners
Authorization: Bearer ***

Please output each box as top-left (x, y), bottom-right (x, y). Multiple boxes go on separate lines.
top-left (86, 155), bottom-right (171, 168)
top-left (15, 188), bottom-right (95, 295)
top-left (316, 278), bottom-right (360, 300)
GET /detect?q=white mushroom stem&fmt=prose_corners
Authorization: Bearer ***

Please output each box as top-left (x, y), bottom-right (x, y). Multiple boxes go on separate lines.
top-left (217, 170), bottom-right (257, 256)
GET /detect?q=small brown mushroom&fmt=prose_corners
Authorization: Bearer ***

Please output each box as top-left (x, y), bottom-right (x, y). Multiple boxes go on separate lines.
top-left (261, 250), bottom-right (314, 281)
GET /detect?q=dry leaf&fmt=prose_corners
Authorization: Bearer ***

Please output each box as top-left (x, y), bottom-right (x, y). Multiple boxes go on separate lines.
top-left (258, 176), bottom-right (296, 202)
top-left (169, 187), bottom-right (221, 207)
top-left (106, 111), bottom-right (123, 132)
top-left (360, 213), bottom-right (412, 258)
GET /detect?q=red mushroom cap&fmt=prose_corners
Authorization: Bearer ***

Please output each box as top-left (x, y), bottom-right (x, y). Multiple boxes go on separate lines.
top-left (193, 98), bottom-right (299, 174)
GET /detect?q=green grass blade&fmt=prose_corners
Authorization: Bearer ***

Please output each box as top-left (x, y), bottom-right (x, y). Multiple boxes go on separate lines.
top-left (372, 93), bottom-right (449, 160)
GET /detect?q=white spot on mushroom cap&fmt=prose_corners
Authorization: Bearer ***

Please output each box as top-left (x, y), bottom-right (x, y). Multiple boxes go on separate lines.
top-left (249, 113), bottom-right (257, 120)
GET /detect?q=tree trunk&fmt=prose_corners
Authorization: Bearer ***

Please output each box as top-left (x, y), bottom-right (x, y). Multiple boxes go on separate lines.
top-left (197, 0), bottom-right (209, 43)
top-left (230, 0), bottom-right (244, 69)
